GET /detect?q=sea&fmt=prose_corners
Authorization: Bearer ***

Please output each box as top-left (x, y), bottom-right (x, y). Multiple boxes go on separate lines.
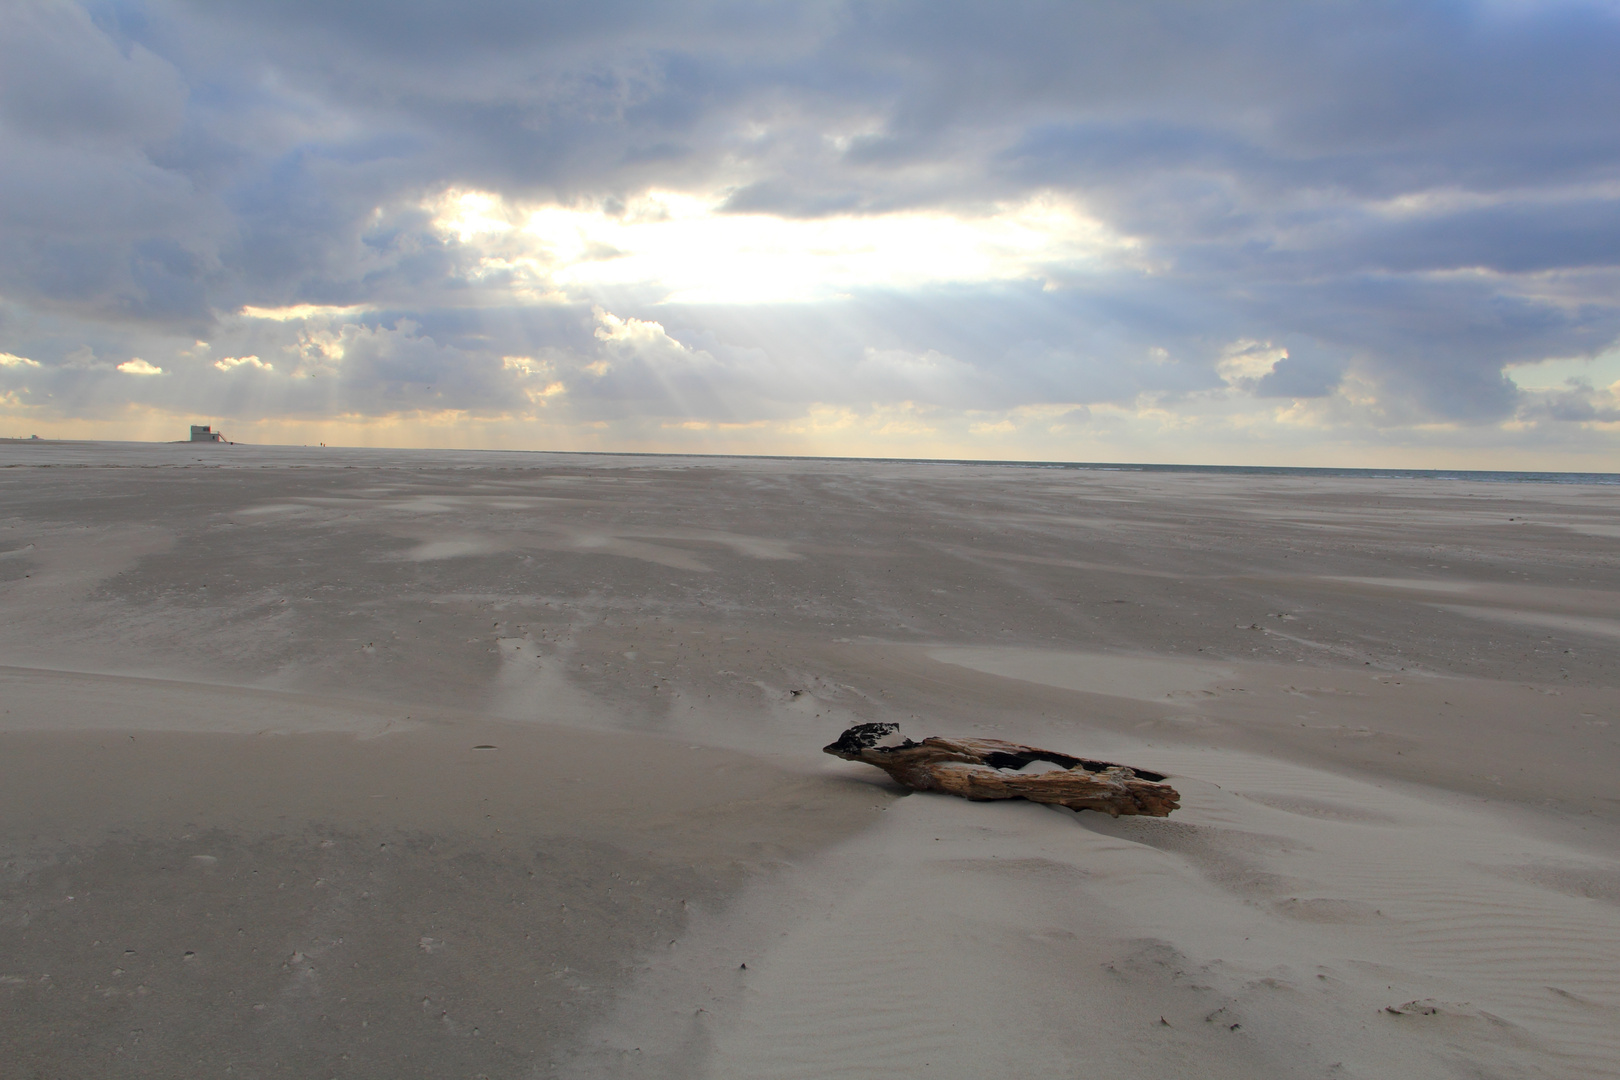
top-left (4, 440), bottom-right (1616, 485)
top-left (732, 455), bottom-right (1620, 486)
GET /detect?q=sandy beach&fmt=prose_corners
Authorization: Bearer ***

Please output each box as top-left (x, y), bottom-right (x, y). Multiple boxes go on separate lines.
top-left (2, 440), bottom-right (1617, 1079)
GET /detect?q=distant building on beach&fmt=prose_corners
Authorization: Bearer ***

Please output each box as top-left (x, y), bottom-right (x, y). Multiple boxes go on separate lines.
top-left (190, 424), bottom-right (226, 443)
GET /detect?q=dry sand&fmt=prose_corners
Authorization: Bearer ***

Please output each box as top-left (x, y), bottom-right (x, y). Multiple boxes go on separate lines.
top-left (1, 440), bottom-right (1617, 1079)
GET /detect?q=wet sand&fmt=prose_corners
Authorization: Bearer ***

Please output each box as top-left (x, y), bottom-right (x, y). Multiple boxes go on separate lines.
top-left (1, 440), bottom-right (1617, 1078)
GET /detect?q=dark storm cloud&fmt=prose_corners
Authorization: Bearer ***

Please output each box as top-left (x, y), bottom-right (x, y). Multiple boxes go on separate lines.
top-left (1, 0), bottom-right (1618, 432)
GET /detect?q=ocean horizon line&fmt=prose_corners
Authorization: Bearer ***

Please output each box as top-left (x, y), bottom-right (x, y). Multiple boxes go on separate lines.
top-left (5, 436), bottom-right (1617, 485)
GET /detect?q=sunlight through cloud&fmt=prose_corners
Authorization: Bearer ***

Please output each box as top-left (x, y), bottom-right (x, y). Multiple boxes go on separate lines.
top-left (427, 189), bottom-right (1132, 305)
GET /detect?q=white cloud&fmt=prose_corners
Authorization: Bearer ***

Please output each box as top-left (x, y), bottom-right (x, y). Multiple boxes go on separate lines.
top-left (1217, 341), bottom-right (1287, 388)
top-left (593, 308), bottom-right (688, 350)
top-left (502, 354), bottom-right (566, 404)
top-left (524, 381), bottom-right (566, 404)
top-left (0, 352), bottom-right (40, 368)
top-left (591, 307), bottom-right (715, 370)
top-left (214, 355), bottom-right (272, 371)
top-left (501, 355), bottom-right (550, 376)
top-left (428, 188), bottom-right (1132, 306)
top-left (116, 358), bottom-right (163, 375)
top-left (238, 304), bottom-right (373, 322)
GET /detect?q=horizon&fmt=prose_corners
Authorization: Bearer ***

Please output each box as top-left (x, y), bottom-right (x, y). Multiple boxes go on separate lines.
top-left (6, 432), bottom-right (1618, 481)
top-left (2, 2), bottom-right (1619, 469)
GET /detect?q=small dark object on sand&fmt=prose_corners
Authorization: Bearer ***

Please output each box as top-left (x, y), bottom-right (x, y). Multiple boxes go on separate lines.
top-left (824, 723), bottom-right (1180, 817)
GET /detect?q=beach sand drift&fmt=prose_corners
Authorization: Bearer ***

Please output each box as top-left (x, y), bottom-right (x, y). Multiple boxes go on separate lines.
top-left (1, 440), bottom-right (1617, 1079)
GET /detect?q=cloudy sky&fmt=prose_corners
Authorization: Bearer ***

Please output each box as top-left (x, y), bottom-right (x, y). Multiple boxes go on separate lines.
top-left (2, 0), bottom-right (1619, 467)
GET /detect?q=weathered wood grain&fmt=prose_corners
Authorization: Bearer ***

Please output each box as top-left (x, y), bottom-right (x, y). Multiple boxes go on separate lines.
top-left (824, 723), bottom-right (1180, 817)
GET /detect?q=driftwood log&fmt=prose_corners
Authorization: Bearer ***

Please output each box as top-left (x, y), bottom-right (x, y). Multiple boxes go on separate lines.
top-left (824, 723), bottom-right (1180, 817)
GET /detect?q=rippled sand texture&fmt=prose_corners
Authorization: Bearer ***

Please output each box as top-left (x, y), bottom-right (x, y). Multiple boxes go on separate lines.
top-left (1, 441), bottom-right (1617, 1079)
